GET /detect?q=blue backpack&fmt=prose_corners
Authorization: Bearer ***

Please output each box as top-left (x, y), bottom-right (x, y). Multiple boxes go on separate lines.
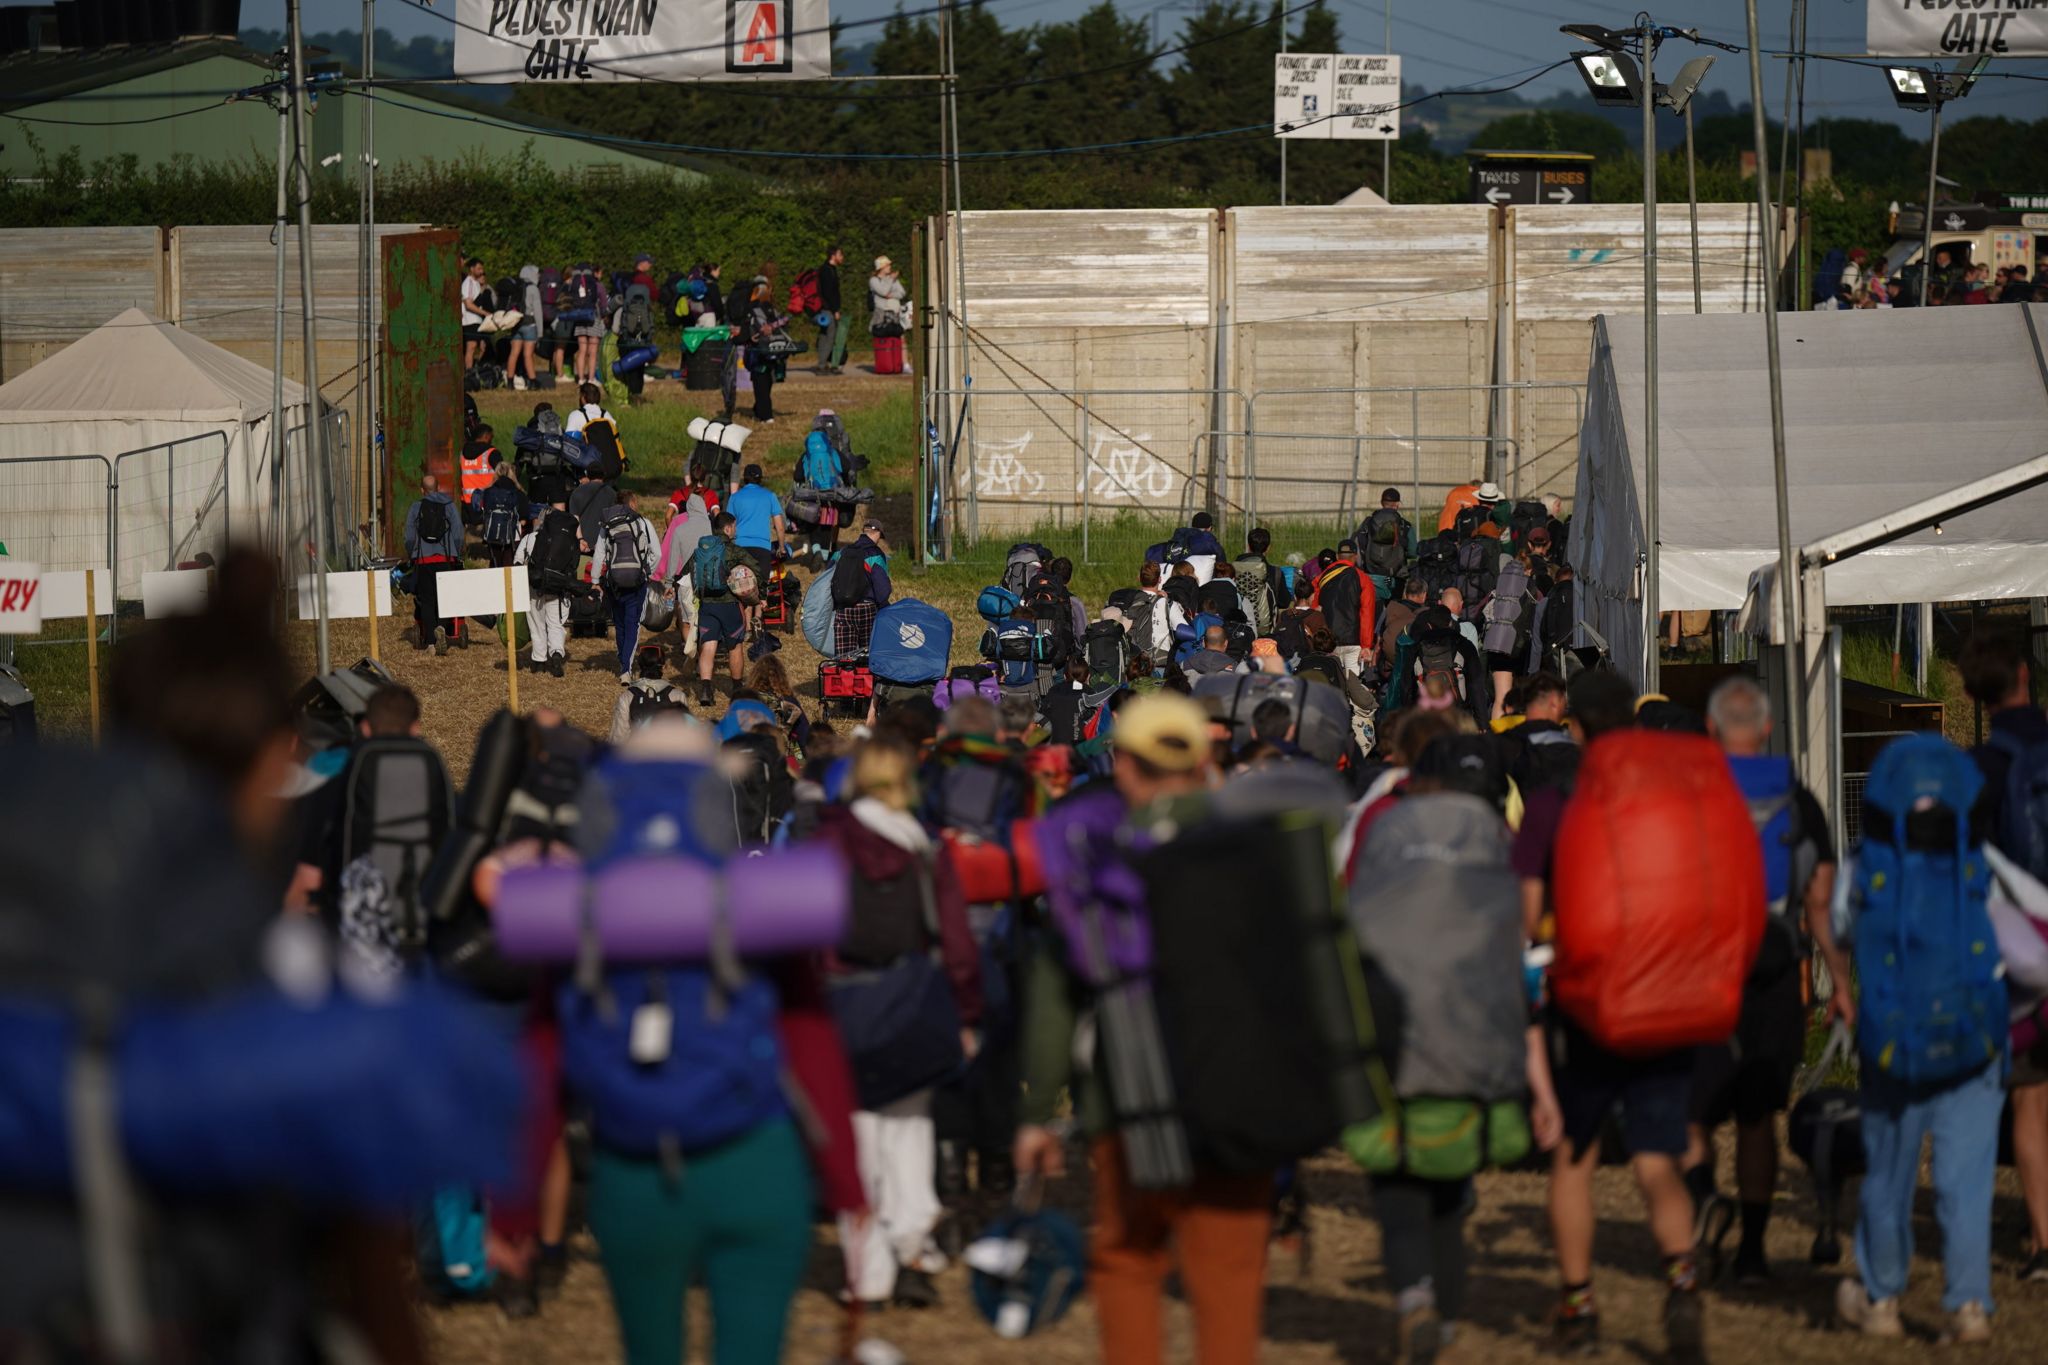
top-left (981, 616), bottom-right (1060, 689)
top-left (868, 598), bottom-right (954, 684)
top-left (1729, 753), bottom-right (1810, 980)
top-left (693, 534), bottom-right (730, 595)
top-left (1173, 611), bottom-right (1223, 666)
top-left (800, 430), bottom-right (842, 490)
top-left (562, 755), bottom-right (788, 1159)
top-left (1852, 733), bottom-right (2007, 1088)
top-left (1986, 728), bottom-right (2048, 882)
top-left (977, 584), bottom-right (1021, 625)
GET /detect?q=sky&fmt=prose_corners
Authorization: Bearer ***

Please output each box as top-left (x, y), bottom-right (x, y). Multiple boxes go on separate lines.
top-left (250, 0), bottom-right (2048, 133)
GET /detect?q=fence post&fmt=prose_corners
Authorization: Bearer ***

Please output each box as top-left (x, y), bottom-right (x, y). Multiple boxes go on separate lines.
top-left (502, 566), bottom-right (520, 714)
top-left (1347, 437), bottom-right (1363, 529)
top-left (106, 457), bottom-right (120, 646)
top-left (1079, 405), bottom-right (1092, 566)
top-left (85, 571), bottom-right (101, 744)
top-left (1244, 394), bottom-right (1258, 530)
top-left (1410, 390), bottom-right (1421, 511)
top-left (365, 567), bottom-right (380, 663)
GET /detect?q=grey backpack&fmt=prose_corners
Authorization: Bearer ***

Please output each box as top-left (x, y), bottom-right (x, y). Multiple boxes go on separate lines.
top-left (1347, 793), bottom-right (1526, 1103)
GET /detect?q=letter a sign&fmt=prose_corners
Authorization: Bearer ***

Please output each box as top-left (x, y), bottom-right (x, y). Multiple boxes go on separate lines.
top-left (730, 0), bottom-right (792, 72)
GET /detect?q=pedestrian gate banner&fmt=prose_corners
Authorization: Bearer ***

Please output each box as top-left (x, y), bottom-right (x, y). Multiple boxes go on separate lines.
top-left (455, 0), bottom-right (833, 82)
top-left (1866, 1), bottom-right (2048, 58)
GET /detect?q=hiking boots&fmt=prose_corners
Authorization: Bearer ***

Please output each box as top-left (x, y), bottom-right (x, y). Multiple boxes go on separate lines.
top-left (549, 652), bottom-right (565, 679)
top-left (891, 1266), bottom-right (939, 1310)
top-left (697, 680), bottom-right (717, 708)
top-left (1835, 1278), bottom-right (1904, 1338)
top-left (1940, 1301), bottom-right (1992, 1345)
top-left (1693, 1191), bottom-right (1734, 1280)
top-left (1731, 1246), bottom-right (1772, 1287)
top-left (2022, 1248), bottom-right (2048, 1283)
top-left (1549, 1288), bottom-right (1599, 1356)
top-left (1663, 1284), bottom-right (1706, 1364)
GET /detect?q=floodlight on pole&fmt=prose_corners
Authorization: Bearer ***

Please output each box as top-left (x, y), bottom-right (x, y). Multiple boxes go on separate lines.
top-left (1561, 22), bottom-right (1627, 51)
top-left (1571, 50), bottom-right (1643, 106)
top-left (1885, 55), bottom-right (1989, 307)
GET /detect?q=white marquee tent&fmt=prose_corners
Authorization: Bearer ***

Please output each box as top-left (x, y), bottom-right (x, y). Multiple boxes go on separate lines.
top-left (1570, 303), bottom-right (2048, 684)
top-left (0, 308), bottom-right (306, 594)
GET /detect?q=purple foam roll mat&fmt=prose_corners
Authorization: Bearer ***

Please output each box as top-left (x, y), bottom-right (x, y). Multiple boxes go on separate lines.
top-left (493, 846), bottom-right (848, 962)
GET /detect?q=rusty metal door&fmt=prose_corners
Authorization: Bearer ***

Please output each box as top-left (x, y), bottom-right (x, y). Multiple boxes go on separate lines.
top-left (380, 228), bottom-right (460, 555)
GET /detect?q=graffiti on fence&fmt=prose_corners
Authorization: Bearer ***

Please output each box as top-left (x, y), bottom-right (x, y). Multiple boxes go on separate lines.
top-left (963, 428), bottom-right (1184, 505)
top-left (963, 433), bottom-right (1047, 498)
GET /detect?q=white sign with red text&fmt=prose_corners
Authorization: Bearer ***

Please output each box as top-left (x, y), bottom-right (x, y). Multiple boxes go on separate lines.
top-left (0, 563), bottom-right (45, 633)
top-left (455, 0), bottom-right (832, 82)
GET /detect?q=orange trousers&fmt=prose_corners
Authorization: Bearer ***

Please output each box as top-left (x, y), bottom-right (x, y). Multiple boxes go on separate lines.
top-left (1088, 1134), bottom-right (1272, 1365)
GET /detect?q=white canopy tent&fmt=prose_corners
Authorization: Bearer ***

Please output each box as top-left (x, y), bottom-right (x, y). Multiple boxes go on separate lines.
top-left (1571, 303), bottom-right (2048, 686)
top-left (0, 308), bottom-right (306, 595)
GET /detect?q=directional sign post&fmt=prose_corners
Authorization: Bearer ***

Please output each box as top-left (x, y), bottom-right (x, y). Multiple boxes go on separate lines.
top-left (1275, 54), bottom-right (1400, 141)
top-left (1466, 151), bottom-right (1597, 207)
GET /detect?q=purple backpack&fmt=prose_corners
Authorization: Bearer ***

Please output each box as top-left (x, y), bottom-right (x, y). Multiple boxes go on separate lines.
top-left (932, 675), bottom-right (1001, 710)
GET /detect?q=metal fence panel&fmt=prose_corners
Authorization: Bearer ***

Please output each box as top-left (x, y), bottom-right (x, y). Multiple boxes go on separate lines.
top-left (112, 432), bottom-right (231, 594)
top-left (0, 452), bottom-right (113, 580)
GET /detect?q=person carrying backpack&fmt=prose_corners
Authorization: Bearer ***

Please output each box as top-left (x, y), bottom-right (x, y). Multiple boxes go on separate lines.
top-left (1376, 576), bottom-right (1428, 683)
top-left (818, 739), bottom-right (982, 1309)
top-left (1015, 695), bottom-right (1275, 1365)
top-left (591, 489), bottom-right (659, 682)
top-left (1024, 568), bottom-right (1079, 664)
top-left (1833, 732), bottom-right (2007, 1345)
top-left (475, 453), bottom-right (529, 569)
top-left (1310, 540), bottom-right (1376, 679)
top-left (1356, 488), bottom-right (1417, 603)
top-left (658, 475), bottom-right (719, 661)
top-left (1682, 676), bottom-right (1839, 1290)
top-left (813, 245), bottom-right (850, 376)
top-left (404, 473), bottom-right (465, 654)
top-left (691, 512), bottom-right (751, 708)
top-left (1960, 632), bottom-right (2048, 1286)
top-left (1480, 552), bottom-right (1542, 720)
top-left (1229, 527), bottom-right (1285, 639)
top-left (1271, 575), bottom-right (1328, 667)
top-left (830, 519), bottom-right (892, 658)
top-left (562, 263), bottom-right (608, 385)
top-left (512, 500), bottom-right (582, 677)
top-left (1122, 562), bottom-right (1184, 671)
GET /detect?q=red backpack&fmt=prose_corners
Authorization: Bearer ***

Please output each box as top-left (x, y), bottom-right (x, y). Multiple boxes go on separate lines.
top-left (1550, 730), bottom-right (1765, 1055)
top-left (788, 268), bottom-right (824, 315)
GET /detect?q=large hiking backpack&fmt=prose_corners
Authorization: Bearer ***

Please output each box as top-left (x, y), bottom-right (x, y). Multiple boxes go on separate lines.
top-left (1134, 808), bottom-right (1367, 1175)
top-left (560, 268), bottom-right (601, 325)
top-left (1002, 542), bottom-right (1050, 596)
top-left (692, 534), bottom-right (730, 595)
top-left (599, 505), bottom-right (645, 592)
top-left (1540, 577), bottom-right (1576, 655)
top-left (1173, 611), bottom-right (1224, 667)
top-left (1509, 500), bottom-right (1548, 551)
top-left (617, 284), bottom-right (655, 345)
top-left (1551, 730), bottom-right (1765, 1055)
top-left (1480, 558), bottom-right (1534, 659)
top-left (479, 483), bottom-right (522, 548)
top-left (788, 267), bottom-right (824, 315)
top-left (724, 731), bottom-right (796, 846)
top-left (1360, 508), bottom-right (1411, 581)
top-left (1452, 503), bottom-right (1491, 541)
top-left (977, 585), bottom-right (1021, 625)
top-left (802, 563), bottom-right (838, 654)
top-left (1412, 617), bottom-right (1467, 700)
top-left (831, 544), bottom-right (871, 608)
top-left (1414, 534), bottom-right (1458, 598)
top-left (981, 617), bottom-right (1062, 689)
top-left (1344, 793), bottom-right (1532, 1179)
top-left (1853, 733), bottom-right (2006, 1087)
top-left (1987, 727), bottom-right (2048, 882)
top-left (868, 598), bottom-right (953, 684)
top-left (339, 738), bottom-right (455, 963)
top-left (1024, 573), bottom-right (1076, 654)
top-left (1083, 619), bottom-right (1129, 679)
top-left (1230, 557), bottom-right (1275, 636)
top-left (538, 266), bottom-right (564, 329)
top-left (581, 414), bottom-right (627, 483)
top-left (1191, 672), bottom-right (1351, 767)
top-left (1123, 591), bottom-right (1170, 663)
top-left (800, 430), bottom-right (842, 490)
top-left (1509, 722), bottom-right (1579, 795)
top-left (563, 752), bottom-right (789, 1156)
top-left (1453, 538), bottom-right (1496, 616)
top-left (527, 509), bottom-right (582, 596)
top-left (927, 748), bottom-right (1030, 845)
top-left (1729, 753), bottom-right (1813, 982)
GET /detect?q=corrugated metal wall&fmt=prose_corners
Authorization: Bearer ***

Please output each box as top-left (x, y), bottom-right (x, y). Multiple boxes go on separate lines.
top-left (930, 201), bottom-right (1779, 535)
top-left (0, 227), bottom-right (165, 382)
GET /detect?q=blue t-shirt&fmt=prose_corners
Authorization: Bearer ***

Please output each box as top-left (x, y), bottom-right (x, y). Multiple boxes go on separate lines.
top-left (728, 483), bottom-right (783, 550)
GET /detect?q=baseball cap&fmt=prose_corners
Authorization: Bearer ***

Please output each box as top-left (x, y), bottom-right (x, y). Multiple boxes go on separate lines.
top-left (635, 253), bottom-right (653, 268)
top-left (1336, 538), bottom-right (1358, 556)
top-left (743, 463), bottom-right (764, 483)
top-left (1115, 695), bottom-right (1210, 774)
top-left (863, 518), bottom-right (885, 533)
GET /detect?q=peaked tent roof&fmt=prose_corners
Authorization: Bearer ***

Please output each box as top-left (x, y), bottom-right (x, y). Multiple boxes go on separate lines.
top-left (0, 307), bottom-right (305, 424)
top-left (1571, 303), bottom-right (2048, 678)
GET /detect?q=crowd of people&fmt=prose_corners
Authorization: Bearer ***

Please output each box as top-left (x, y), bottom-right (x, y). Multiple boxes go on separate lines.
top-left (457, 248), bottom-right (913, 403)
top-left (1815, 244), bottom-right (2045, 309)
top-left (14, 446), bottom-right (2048, 1365)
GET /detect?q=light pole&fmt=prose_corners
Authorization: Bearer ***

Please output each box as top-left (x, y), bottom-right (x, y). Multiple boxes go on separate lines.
top-left (1886, 60), bottom-right (1987, 307)
top-left (1382, 0), bottom-right (1392, 201)
top-left (1565, 21), bottom-right (1663, 686)
top-left (1661, 57), bottom-right (1714, 314)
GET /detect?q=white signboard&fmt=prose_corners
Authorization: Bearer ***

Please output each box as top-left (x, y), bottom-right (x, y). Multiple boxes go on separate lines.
top-left (1274, 53), bottom-right (1334, 140)
top-left (434, 567), bottom-right (533, 619)
top-left (1275, 54), bottom-right (1401, 140)
top-left (1868, 1), bottom-right (2048, 57)
top-left (142, 569), bottom-right (212, 619)
top-left (296, 572), bottom-right (396, 622)
top-left (37, 569), bottom-right (111, 621)
top-left (455, 0), bottom-right (833, 82)
top-left (0, 562), bottom-right (45, 633)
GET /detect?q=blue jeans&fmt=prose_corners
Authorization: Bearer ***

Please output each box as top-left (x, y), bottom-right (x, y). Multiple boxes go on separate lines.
top-left (1855, 1059), bottom-right (2004, 1312)
top-left (612, 583), bottom-right (648, 673)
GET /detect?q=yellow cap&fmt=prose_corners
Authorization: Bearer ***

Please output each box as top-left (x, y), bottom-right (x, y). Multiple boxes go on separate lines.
top-left (1116, 694), bottom-right (1211, 773)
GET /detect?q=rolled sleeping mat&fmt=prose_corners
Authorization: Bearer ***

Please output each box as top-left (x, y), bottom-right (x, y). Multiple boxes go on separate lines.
top-left (943, 823), bottom-right (1045, 904)
top-left (493, 846), bottom-right (850, 962)
top-left (687, 416), bottom-right (752, 453)
top-left (418, 710), bottom-right (529, 926)
top-left (611, 345), bottom-right (659, 378)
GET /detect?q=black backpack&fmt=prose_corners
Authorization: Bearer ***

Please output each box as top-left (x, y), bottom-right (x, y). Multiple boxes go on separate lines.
top-left (1509, 500), bottom-right (1548, 550)
top-left (1198, 578), bottom-right (1243, 624)
top-left (479, 484), bottom-right (521, 547)
top-left (1414, 625), bottom-right (1466, 699)
top-left (1360, 508), bottom-right (1411, 580)
top-left (1162, 574), bottom-right (1200, 622)
top-left (1023, 573), bottom-right (1074, 652)
top-left (581, 414), bottom-right (627, 483)
top-left (1452, 503), bottom-right (1490, 541)
top-left (724, 731), bottom-right (794, 846)
top-left (1453, 538), bottom-right (1496, 615)
top-left (415, 495), bottom-right (451, 548)
top-left (1271, 608), bottom-right (1311, 663)
top-left (1083, 619), bottom-right (1129, 679)
top-left (1540, 577), bottom-right (1576, 654)
top-left (337, 738), bottom-right (455, 960)
top-left (599, 504), bottom-right (644, 591)
top-left (1414, 534), bottom-right (1458, 597)
top-left (831, 546), bottom-right (871, 609)
top-left (527, 509), bottom-right (581, 595)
